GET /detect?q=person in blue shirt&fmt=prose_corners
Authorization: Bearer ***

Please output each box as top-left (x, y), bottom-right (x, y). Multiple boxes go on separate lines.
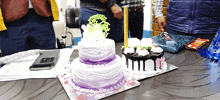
top-left (154, 0), bottom-right (220, 41)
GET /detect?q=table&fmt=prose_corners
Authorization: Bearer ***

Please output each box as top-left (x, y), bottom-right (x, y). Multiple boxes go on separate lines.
top-left (0, 43), bottom-right (220, 100)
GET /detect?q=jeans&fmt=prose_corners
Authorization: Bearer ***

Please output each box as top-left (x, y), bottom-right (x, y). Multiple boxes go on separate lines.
top-left (0, 9), bottom-right (56, 56)
top-left (129, 8), bottom-right (143, 40)
top-left (160, 27), bottom-right (217, 53)
top-left (166, 27), bottom-right (216, 42)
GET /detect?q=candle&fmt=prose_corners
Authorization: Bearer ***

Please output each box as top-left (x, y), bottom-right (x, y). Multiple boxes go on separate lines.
top-left (124, 6), bottom-right (129, 48)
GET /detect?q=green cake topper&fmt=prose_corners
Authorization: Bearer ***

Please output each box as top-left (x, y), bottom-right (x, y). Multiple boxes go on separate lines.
top-left (81, 14), bottom-right (110, 41)
top-left (88, 14), bottom-right (110, 36)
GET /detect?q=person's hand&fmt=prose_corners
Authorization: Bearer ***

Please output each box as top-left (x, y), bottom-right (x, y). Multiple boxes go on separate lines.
top-left (99, 0), bottom-right (109, 3)
top-left (156, 15), bottom-right (166, 32)
top-left (110, 4), bottom-right (123, 19)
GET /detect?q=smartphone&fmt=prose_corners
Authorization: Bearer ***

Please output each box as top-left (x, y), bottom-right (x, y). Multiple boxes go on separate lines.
top-left (160, 32), bottom-right (173, 41)
top-left (29, 50), bottom-right (60, 71)
top-left (160, 32), bottom-right (175, 45)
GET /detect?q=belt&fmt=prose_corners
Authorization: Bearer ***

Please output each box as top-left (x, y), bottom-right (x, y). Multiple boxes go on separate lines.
top-left (129, 5), bottom-right (145, 12)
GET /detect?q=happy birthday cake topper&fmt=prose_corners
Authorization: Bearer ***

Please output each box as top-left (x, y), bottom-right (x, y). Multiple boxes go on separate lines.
top-left (81, 14), bottom-right (110, 41)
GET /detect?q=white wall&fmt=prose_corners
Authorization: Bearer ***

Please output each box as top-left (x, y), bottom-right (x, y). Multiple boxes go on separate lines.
top-left (143, 0), bottom-right (152, 31)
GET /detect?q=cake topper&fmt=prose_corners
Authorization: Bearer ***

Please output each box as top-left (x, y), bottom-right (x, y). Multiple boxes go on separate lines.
top-left (81, 14), bottom-right (110, 41)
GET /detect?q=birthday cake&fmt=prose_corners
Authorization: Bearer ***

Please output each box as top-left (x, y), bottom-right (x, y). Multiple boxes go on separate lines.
top-left (70, 14), bottom-right (125, 93)
top-left (122, 38), bottom-right (167, 75)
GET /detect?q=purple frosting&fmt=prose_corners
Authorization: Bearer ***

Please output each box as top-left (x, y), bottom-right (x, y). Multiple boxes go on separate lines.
top-left (79, 53), bottom-right (116, 65)
top-left (71, 72), bottom-right (125, 91)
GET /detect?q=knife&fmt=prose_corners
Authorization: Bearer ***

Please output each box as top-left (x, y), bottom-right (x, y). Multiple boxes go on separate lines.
top-left (68, 48), bottom-right (78, 64)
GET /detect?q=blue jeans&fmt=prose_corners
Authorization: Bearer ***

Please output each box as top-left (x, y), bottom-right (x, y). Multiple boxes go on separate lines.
top-left (166, 27), bottom-right (216, 41)
top-left (161, 27), bottom-right (216, 53)
top-left (0, 9), bottom-right (56, 56)
top-left (129, 8), bottom-right (143, 39)
top-left (79, 8), bottom-right (124, 43)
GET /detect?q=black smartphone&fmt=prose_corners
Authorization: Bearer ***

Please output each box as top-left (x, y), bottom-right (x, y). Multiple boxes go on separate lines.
top-left (160, 32), bottom-right (173, 41)
top-left (29, 50), bottom-right (60, 71)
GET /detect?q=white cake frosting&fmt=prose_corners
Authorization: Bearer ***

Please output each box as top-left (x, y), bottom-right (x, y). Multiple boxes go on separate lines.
top-left (70, 55), bottom-right (125, 93)
top-left (122, 38), bottom-right (167, 75)
top-left (151, 45), bottom-right (163, 53)
top-left (128, 38), bottom-right (140, 48)
top-left (123, 47), bottom-right (135, 54)
top-left (71, 55), bottom-right (122, 80)
top-left (140, 38), bottom-right (153, 47)
top-left (136, 47), bottom-right (149, 56)
top-left (78, 38), bottom-right (116, 64)
top-left (70, 14), bottom-right (125, 93)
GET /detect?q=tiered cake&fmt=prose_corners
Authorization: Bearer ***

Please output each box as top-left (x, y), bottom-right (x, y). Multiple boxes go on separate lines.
top-left (70, 14), bottom-right (125, 93)
top-left (122, 38), bottom-right (167, 75)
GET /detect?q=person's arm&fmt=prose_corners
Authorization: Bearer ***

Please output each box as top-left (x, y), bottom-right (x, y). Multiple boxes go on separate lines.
top-left (102, 0), bottom-right (116, 8)
top-left (81, 0), bottom-right (123, 19)
top-left (153, 0), bottom-right (163, 18)
top-left (110, 3), bottom-right (123, 19)
top-left (153, 0), bottom-right (166, 32)
top-left (99, 0), bottom-right (123, 19)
